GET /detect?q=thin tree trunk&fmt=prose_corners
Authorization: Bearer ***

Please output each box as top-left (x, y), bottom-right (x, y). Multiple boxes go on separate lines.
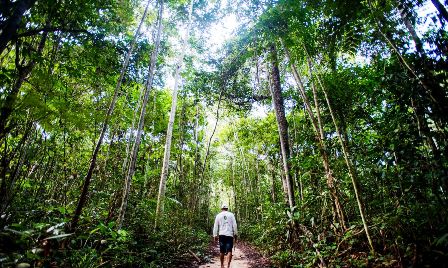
top-left (292, 113), bottom-right (304, 202)
top-left (191, 112), bottom-right (206, 222)
top-left (268, 44), bottom-right (295, 212)
top-left (190, 104), bottom-right (200, 219)
top-left (370, 2), bottom-right (448, 129)
top-left (70, 0), bottom-right (153, 231)
top-left (154, 0), bottom-right (193, 228)
top-left (193, 104), bottom-right (200, 178)
top-left (283, 44), bottom-right (347, 231)
top-left (430, 0), bottom-right (448, 23)
top-left (175, 98), bottom-right (187, 198)
top-left (201, 91), bottom-right (223, 176)
top-left (117, 0), bottom-right (164, 230)
top-left (397, 4), bottom-right (424, 55)
top-left (142, 144), bottom-right (154, 195)
top-left (268, 158), bottom-right (277, 203)
top-left (368, 2), bottom-right (427, 89)
top-left (122, 84), bottom-right (145, 175)
top-left (397, 2), bottom-right (448, 130)
top-left (231, 158), bottom-right (239, 222)
top-left (305, 50), bottom-right (375, 252)
top-left (308, 60), bottom-right (325, 141)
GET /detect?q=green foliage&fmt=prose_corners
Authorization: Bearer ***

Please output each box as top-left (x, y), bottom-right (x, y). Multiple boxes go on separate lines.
top-left (1, 0), bottom-right (448, 267)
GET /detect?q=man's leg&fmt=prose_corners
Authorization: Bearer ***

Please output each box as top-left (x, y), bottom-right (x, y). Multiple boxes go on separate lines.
top-left (226, 236), bottom-right (234, 268)
top-left (219, 235), bottom-right (225, 268)
top-left (227, 251), bottom-right (232, 268)
top-left (220, 253), bottom-right (225, 268)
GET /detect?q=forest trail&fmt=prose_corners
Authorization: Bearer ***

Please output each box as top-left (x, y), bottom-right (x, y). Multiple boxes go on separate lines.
top-left (200, 246), bottom-right (249, 268)
top-left (199, 242), bottom-right (271, 268)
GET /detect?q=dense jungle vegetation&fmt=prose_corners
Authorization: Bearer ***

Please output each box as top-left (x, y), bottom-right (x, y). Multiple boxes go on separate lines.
top-left (1, 0), bottom-right (447, 267)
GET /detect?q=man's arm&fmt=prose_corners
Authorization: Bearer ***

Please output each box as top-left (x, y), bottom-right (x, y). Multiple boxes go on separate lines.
top-left (212, 215), bottom-right (219, 240)
top-left (232, 214), bottom-right (238, 241)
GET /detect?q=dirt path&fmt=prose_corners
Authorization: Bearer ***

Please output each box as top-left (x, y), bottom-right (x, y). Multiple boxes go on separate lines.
top-left (199, 241), bottom-right (271, 268)
top-left (199, 245), bottom-right (249, 268)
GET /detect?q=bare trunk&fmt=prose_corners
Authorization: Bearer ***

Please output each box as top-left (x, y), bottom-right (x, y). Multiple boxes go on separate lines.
top-left (175, 100), bottom-right (187, 197)
top-left (369, 6), bottom-right (428, 90)
top-left (154, 0), bottom-right (193, 228)
top-left (397, 4), bottom-right (424, 55)
top-left (122, 84), bottom-right (145, 175)
top-left (398, 3), bottom-right (448, 130)
top-left (154, 62), bottom-right (181, 224)
top-left (190, 104), bottom-right (200, 219)
top-left (70, 0), bottom-right (154, 231)
top-left (305, 50), bottom-right (375, 252)
top-left (193, 105), bottom-right (200, 178)
top-left (430, 0), bottom-right (448, 23)
top-left (268, 44), bottom-right (295, 211)
top-left (283, 44), bottom-right (346, 231)
top-left (117, 0), bottom-right (164, 230)
top-left (231, 158), bottom-right (239, 222)
top-left (270, 164), bottom-right (277, 203)
top-left (371, 4), bottom-right (448, 130)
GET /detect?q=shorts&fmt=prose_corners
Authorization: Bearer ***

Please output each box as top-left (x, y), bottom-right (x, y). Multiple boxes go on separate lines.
top-left (219, 235), bottom-right (234, 254)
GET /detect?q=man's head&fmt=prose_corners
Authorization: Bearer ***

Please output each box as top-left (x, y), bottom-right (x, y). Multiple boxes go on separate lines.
top-left (221, 203), bottom-right (228, 211)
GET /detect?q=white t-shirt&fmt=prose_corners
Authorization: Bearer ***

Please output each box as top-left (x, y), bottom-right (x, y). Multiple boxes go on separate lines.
top-left (213, 211), bottom-right (237, 237)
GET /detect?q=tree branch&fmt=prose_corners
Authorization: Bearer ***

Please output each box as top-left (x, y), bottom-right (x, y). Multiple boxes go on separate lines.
top-left (17, 27), bottom-right (91, 38)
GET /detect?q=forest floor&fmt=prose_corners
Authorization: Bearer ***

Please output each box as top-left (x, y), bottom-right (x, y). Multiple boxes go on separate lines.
top-left (197, 241), bottom-right (272, 268)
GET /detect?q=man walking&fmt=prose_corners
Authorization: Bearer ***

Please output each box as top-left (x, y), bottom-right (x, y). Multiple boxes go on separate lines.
top-left (213, 203), bottom-right (238, 268)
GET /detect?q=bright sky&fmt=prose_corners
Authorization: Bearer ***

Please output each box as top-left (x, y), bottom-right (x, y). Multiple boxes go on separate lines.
top-left (417, 2), bottom-right (441, 32)
top-left (206, 13), bottom-right (239, 54)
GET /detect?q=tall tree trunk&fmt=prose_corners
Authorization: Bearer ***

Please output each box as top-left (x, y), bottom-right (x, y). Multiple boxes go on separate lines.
top-left (190, 104), bottom-right (200, 219)
top-left (117, 0), bottom-right (164, 229)
top-left (231, 157), bottom-right (239, 222)
top-left (283, 44), bottom-right (347, 231)
top-left (397, 4), bottom-right (424, 55)
top-left (192, 103), bottom-right (200, 188)
top-left (0, 0), bottom-right (37, 56)
top-left (175, 98), bottom-right (187, 198)
top-left (122, 84), bottom-right (145, 175)
top-left (193, 104), bottom-right (200, 174)
top-left (430, 0), bottom-right (448, 23)
top-left (369, 6), bottom-right (428, 90)
top-left (154, 0), bottom-right (193, 228)
top-left (201, 89), bottom-right (223, 177)
top-left (372, 4), bottom-right (448, 130)
top-left (397, 2), bottom-right (448, 139)
top-left (70, 0), bottom-right (153, 230)
top-left (268, 44), bottom-right (295, 212)
top-left (305, 51), bottom-right (375, 252)
top-left (269, 160), bottom-right (277, 203)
